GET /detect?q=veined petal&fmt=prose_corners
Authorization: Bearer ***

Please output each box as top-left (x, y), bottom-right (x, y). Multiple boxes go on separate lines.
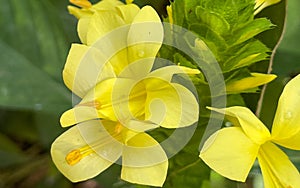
top-left (87, 11), bottom-right (126, 45)
top-left (77, 120), bottom-right (123, 163)
top-left (226, 73), bottom-right (276, 94)
top-left (63, 44), bottom-right (115, 97)
top-left (272, 74), bottom-right (300, 141)
top-left (51, 122), bottom-right (117, 182)
top-left (116, 4), bottom-right (140, 24)
top-left (200, 127), bottom-right (260, 182)
top-left (208, 106), bottom-right (271, 144)
top-left (121, 133), bottom-right (168, 187)
top-left (257, 142), bottom-right (300, 188)
top-left (127, 6), bottom-right (163, 63)
top-left (143, 78), bottom-right (182, 128)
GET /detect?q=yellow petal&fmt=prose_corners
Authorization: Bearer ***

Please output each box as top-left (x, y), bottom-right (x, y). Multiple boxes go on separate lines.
top-left (121, 133), bottom-right (168, 187)
top-left (63, 44), bottom-right (116, 97)
top-left (208, 106), bottom-right (271, 144)
top-left (172, 83), bottom-right (199, 127)
top-left (68, 5), bottom-right (92, 19)
top-left (77, 120), bottom-right (123, 161)
top-left (143, 78), bottom-right (182, 128)
top-left (87, 11), bottom-right (125, 45)
top-left (147, 65), bottom-right (199, 82)
top-left (127, 6), bottom-right (163, 63)
top-left (116, 4), bottom-right (140, 24)
top-left (60, 106), bottom-right (98, 128)
top-left (200, 127), bottom-right (260, 182)
top-left (226, 73), bottom-right (276, 94)
top-left (118, 57), bottom-right (154, 79)
top-left (272, 74), bottom-right (300, 141)
top-left (254, 0), bottom-right (281, 15)
top-left (257, 142), bottom-right (300, 188)
top-left (92, 0), bottom-right (124, 11)
top-left (77, 17), bottom-right (90, 44)
top-left (51, 121), bottom-right (119, 182)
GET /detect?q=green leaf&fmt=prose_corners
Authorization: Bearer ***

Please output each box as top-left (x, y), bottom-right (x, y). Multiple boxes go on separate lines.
top-left (195, 6), bottom-right (230, 35)
top-left (0, 41), bottom-right (70, 112)
top-left (229, 18), bottom-right (274, 45)
top-left (0, 132), bottom-right (28, 168)
top-left (223, 40), bottom-right (270, 72)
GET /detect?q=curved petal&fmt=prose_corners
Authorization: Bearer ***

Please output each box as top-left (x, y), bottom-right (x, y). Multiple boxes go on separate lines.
top-left (257, 142), bottom-right (300, 188)
top-left (118, 58), bottom-right (155, 79)
top-left (51, 122), bottom-right (118, 182)
top-left (143, 78), bottom-right (182, 128)
top-left (127, 6), bottom-right (163, 63)
top-left (63, 44), bottom-right (116, 97)
top-left (60, 106), bottom-right (98, 128)
top-left (254, 0), bottom-right (281, 15)
top-left (200, 127), bottom-right (260, 182)
top-left (272, 74), bottom-right (300, 141)
top-left (121, 133), bottom-right (168, 187)
top-left (172, 83), bottom-right (199, 127)
top-left (147, 65), bottom-right (200, 82)
top-left (208, 106), bottom-right (271, 144)
top-left (78, 17), bottom-right (90, 44)
top-left (92, 0), bottom-right (124, 11)
top-left (116, 4), bottom-right (140, 24)
top-left (87, 11), bottom-right (125, 45)
top-left (226, 73), bottom-right (276, 94)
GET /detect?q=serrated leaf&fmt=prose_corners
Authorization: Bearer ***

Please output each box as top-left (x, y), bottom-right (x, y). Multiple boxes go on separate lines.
top-left (195, 6), bottom-right (230, 35)
top-left (223, 40), bottom-right (270, 72)
top-left (189, 23), bottom-right (227, 59)
top-left (229, 18), bottom-right (274, 45)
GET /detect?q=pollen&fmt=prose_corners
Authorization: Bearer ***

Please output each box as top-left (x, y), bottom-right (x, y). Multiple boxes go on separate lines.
top-left (70, 0), bottom-right (92, 8)
top-left (65, 149), bottom-right (82, 165)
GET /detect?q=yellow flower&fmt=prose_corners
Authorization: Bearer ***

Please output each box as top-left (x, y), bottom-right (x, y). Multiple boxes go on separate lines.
top-left (254, 0), bottom-right (281, 15)
top-left (200, 74), bottom-right (300, 188)
top-left (51, 2), bottom-right (200, 186)
top-left (51, 119), bottom-right (169, 186)
top-left (52, 61), bottom-right (199, 185)
top-left (68, 0), bottom-right (140, 45)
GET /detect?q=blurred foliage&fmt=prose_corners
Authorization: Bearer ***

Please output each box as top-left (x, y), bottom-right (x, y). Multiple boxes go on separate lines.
top-left (0, 0), bottom-right (298, 188)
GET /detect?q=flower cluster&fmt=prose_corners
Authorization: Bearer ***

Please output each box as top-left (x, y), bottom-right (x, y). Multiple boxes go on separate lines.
top-left (51, 0), bottom-right (199, 186)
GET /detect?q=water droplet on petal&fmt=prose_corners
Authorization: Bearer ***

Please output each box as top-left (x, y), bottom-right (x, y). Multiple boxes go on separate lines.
top-left (284, 111), bottom-right (293, 119)
top-left (138, 50), bottom-right (145, 58)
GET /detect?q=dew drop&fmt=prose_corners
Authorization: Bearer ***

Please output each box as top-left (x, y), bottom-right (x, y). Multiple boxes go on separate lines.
top-left (138, 50), bottom-right (145, 57)
top-left (284, 111), bottom-right (293, 119)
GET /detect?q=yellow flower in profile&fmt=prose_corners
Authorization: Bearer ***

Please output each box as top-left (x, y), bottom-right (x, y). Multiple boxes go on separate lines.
top-left (254, 0), bottom-right (281, 15)
top-left (226, 73), bottom-right (276, 94)
top-left (200, 74), bottom-right (300, 188)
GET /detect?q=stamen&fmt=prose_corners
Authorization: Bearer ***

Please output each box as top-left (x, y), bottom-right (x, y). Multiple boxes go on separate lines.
top-left (65, 125), bottom-right (124, 166)
top-left (65, 145), bottom-right (94, 165)
top-left (70, 0), bottom-right (92, 8)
